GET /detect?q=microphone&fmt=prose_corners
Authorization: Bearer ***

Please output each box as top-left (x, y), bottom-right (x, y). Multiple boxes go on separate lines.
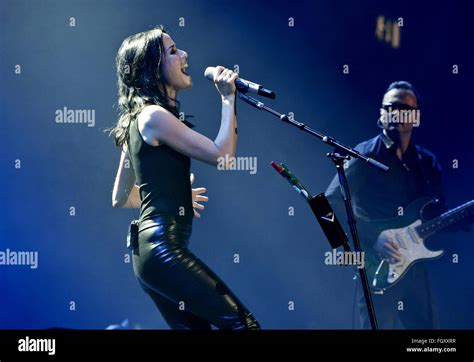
top-left (204, 67), bottom-right (276, 99)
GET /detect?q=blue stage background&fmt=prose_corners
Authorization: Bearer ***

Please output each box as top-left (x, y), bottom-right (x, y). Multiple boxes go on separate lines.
top-left (1, 0), bottom-right (472, 329)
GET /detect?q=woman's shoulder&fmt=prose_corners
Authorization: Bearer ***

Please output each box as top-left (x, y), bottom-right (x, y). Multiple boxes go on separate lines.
top-left (137, 105), bottom-right (172, 147)
top-left (140, 104), bottom-right (175, 118)
top-left (138, 104), bottom-right (179, 129)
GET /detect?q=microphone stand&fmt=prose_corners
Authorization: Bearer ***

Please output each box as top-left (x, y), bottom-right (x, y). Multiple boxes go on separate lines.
top-left (239, 93), bottom-right (389, 330)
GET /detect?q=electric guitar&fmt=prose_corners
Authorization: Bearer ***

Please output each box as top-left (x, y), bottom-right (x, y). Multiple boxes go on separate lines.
top-left (363, 197), bottom-right (474, 293)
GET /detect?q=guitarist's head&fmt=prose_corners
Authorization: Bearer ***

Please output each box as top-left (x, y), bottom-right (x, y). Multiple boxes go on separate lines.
top-left (378, 81), bottom-right (421, 145)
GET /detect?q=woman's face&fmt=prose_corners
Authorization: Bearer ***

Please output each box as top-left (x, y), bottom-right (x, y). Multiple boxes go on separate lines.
top-left (160, 33), bottom-right (192, 93)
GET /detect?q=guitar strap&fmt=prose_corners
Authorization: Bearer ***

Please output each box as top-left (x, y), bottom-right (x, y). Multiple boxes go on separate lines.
top-left (414, 145), bottom-right (435, 198)
top-left (413, 144), bottom-right (449, 220)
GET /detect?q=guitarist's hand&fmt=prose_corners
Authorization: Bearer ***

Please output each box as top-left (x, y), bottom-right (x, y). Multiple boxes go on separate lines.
top-left (375, 231), bottom-right (402, 264)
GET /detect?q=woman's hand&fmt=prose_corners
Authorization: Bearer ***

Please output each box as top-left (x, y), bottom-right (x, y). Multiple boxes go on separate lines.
top-left (190, 173), bottom-right (209, 218)
top-left (213, 66), bottom-right (239, 98)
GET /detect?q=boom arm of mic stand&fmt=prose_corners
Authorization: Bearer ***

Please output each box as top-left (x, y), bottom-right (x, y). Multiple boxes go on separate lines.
top-left (238, 93), bottom-right (389, 173)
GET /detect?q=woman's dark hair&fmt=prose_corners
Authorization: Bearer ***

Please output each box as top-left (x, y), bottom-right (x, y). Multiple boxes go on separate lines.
top-left (384, 81), bottom-right (421, 109)
top-left (110, 26), bottom-right (180, 147)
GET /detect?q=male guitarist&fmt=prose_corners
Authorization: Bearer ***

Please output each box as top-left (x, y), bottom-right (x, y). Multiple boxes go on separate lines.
top-left (326, 81), bottom-right (446, 329)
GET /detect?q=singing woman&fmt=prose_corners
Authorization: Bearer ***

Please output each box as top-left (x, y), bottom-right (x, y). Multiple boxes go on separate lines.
top-left (110, 26), bottom-right (260, 330)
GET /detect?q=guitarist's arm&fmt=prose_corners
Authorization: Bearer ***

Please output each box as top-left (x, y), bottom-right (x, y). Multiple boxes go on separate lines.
top-left (325, 150), bottom-right (403, 261)
top-left (325, 156), bottom-right (365, 227)
top-left (325, 152), bottom-right (380, 250)
top-left (357, 215), bottom-right (402, 263)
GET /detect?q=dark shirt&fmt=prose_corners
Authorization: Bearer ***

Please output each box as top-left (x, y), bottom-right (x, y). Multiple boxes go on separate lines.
top-left (128, 119), bottom-right (194, 224)
top-left (325, 132), bottom-right (445, 247)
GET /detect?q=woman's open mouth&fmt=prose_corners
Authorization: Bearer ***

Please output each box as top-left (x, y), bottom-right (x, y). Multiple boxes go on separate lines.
top-left (182, 64), bottom-right (190, 76)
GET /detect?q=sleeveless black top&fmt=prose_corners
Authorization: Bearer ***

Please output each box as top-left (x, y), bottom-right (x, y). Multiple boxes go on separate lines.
top-left (128, 118), bottom-right (194, 224)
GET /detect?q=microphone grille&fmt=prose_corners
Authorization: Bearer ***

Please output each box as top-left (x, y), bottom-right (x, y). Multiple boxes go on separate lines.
top-left (204, 66), bottom-right (216, 80)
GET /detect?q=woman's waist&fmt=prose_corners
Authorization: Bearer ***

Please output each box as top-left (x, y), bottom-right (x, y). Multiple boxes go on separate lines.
top-left (138, 214), bottom-right (193, 233)
top-left (139, 194), bottom-right (193, 220)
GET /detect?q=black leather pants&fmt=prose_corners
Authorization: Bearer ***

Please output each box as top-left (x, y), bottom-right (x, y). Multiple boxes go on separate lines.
top-left (132, 216), bottom-right (260, 330)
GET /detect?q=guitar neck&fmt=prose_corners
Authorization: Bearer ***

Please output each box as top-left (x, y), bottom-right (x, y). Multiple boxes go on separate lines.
top-left (415, 200), bottom-right (474, 238)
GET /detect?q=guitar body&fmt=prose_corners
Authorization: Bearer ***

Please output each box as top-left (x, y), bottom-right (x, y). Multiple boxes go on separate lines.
top-left (363, 197), bottom-right (445, 292)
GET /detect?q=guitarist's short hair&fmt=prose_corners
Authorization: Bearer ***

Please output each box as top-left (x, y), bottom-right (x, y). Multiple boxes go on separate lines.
top-left (385, 81), bottom-right (422, 109)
